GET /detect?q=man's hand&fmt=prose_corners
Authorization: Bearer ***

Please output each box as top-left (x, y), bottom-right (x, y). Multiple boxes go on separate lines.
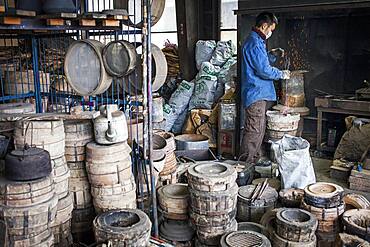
top-left (281, 70), bottom-right (291, 80)
top-left (270, 48), bottom-right (285, 58)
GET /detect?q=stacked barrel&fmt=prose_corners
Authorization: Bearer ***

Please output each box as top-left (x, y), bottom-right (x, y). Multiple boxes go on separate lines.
top-left (271, 208), bottom-right (318, 246)
top-left (64, 120), bottom-right (95, 243)
top-left (188, 162), bottom-right (238, 246)
top-left (93, 209), bottom-right (152, 246)
top-left (301, 182), bottom-right (345, 247)
top-left (158, 183), bottom-right (194, 245)
top-left (13, 120), bottom-right (72, 246)
top-left (154, 130), bottom-right (178, 186)
top-left (88, 104), bottom-right (136, 213)
top-left (0, 175), bottom-right (57, 246)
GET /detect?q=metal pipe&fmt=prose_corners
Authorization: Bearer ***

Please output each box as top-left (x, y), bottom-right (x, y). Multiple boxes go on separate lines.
top-left (142, 0), bottom-right (159, 237)
top-left (31, 38), bottom-right (42, 113)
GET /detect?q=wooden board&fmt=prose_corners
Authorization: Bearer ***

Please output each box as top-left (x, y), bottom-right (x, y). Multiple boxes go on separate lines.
top-left (0, 16), bottom-right (21, 25)
top-left (82, 13), bottom-right (107, 19)
top-left (79, 19), bottom-right (96, 26)
top-left (46, 18), bottom-right (64, 26)
top-left (330, 166), bottom-right (350, 181)
top-left (0, 6), bottom-right (5, 12)
top-left (16, 9), bottom-right (36, 17)
top-left (102, 19), bottom-right (120, 27)
top-left (38, 13), bottom-right (77, 19)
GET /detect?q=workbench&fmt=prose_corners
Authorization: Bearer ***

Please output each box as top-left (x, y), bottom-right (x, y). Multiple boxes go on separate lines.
top-left (315, 96), bottom-right (370, 153)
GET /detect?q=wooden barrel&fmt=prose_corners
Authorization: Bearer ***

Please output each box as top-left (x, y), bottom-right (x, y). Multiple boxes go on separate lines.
top-left (343, 193), bottom-right (370, 210)
top-left (86, 142), bottom-right (132, 186)
top-left (187, 162), bottom-right (237, 192)
top-left (342, 209), bottom-right (370, 241)
top-left (265, 111), bottom-right (300, 141)
top-left (93, 209), bottom-right (152, 247)
top-left (190, 209), bottom-right (236, 228)
top-left (0, 192), bottom-right (58, 237)
top-left (64, 120), bottom-right (93, 163)
top-left (7, 228), bottom-right (54, 247)
top-left (236, 185), bottom-right (278, 223)
top-left (0, 103), bottom-right (35, 137)
top-left (69, 161), bottom-right (92, 209)
top-left (158, 168), bottom-right (177, 187)
top-left (51, 193), bottom-right (73, 246)
top-left (196, 219), bottom-right (237, 246)
top-left (14, 120), bottom-right (65, 159)
top-left (0, 175), bottom-right (54, 207)
top-left (51, 218), bottom-right (73, 247)
top-left (64, 39), bottom-right (112, 96)
top-left (127, 118), bottom-right (144, 145)
top-left (304, 182), bottom-right (344, 208)
top-left (270, 229), bottom-right (316, 247)
top-left (275, 208), bottom-right (318, 242)
top-left (102, 40), bottom-right (137, 77)
top-left (189, 185), bottom-right (238, 216)
top-left (158, 183), bottom-right (189, 220)
top-left (51, 156), bottom-right (70, 199)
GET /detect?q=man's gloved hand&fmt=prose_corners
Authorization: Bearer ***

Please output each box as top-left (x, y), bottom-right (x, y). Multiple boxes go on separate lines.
top-left (270, 48), bottom-right (285, 58)
top-left (281, 70), bottom-right (291, 80)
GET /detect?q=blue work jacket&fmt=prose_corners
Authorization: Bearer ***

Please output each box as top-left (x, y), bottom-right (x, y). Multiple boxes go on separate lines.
top-left (241, 31), bottom-right (283, 108)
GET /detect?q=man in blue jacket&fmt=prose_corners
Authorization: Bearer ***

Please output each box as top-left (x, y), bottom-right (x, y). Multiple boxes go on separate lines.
top-left (241, 12), bottom-right (291, 164)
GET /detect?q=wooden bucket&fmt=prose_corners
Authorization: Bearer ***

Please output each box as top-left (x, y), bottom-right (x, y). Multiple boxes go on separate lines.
top-left (14, 120), bottom-right (65, 159)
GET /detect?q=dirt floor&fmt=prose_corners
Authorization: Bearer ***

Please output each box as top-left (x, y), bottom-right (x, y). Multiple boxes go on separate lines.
top-left (312, 157), bottom-right (370, 200)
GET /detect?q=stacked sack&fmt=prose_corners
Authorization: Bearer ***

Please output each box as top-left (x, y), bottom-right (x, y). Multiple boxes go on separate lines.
top-left (88, 104), bottom-right (136, 213)
top-left (301, 182), bottom-right (345, 246)
top-left (0, 146), bottom-right (57, 246)
top-left (188, 162), bottom-right (238, 246)
top-left (154, 130), bottom-right (178, 186)
top-left (64, 120), bottom-right (95, 243)
top-left (158, 183), bottom-right (194, 246)
top-left (13, 120), bottom-right (72, 246)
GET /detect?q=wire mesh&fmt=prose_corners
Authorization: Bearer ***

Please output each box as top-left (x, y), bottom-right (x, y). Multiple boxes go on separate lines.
top-left (0, 0), bottom-right (155, 219)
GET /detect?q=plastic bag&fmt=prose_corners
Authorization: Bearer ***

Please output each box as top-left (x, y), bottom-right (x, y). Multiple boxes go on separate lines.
top-left (163, 104), bottom-right (178, 131)
top-left (195, 40), bottom-right (216, 70)
top-left (168, 80), bottom-right (194, 114)
top-left (210, 40), bottom-right (236, 67)
top-left (172, 106), bottom-right (189, 134)
top-left (214, 57), bottom-right (237, 102)
top-left (189, 77), bottom-right (217, 110)
top-left (197, 62), bottom-right (220, 80)
top-left (271, 135), bottom-right (316, 189)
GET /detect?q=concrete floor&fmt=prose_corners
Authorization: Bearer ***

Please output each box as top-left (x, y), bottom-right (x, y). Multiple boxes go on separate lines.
top-left (312, 157), bottom-right (370, 200)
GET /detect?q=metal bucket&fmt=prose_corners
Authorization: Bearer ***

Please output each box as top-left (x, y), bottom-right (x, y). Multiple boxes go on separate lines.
top-left (281, 70), bottom-right (307, 107)
top-left (175, 134), bottom-right (209, 151)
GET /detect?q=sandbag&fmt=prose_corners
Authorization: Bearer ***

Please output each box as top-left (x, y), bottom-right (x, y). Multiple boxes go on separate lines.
top-left (334, 117), bottom-right (370, 161)
top-left (168, 80), bottom-right (194, 114)
top-left (272, 135), bottom-right (316, 189)
top-left (163, 104), bottom-right (178, 132)
top-left (197, 62), bottom-right (220, 80)
top-left (172, 106), bottom-right (189, 134)
top-left (215, 57), bottom-right (237, 102)
top-left (195, 40), bottom-right (216, 70)
top-left (209, 40), bottom-right (236, 67)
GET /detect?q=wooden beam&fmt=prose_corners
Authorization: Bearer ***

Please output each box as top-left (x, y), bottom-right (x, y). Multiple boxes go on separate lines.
top-left (79, 19), bottom-right (96, 26)
top-left (46, 19), bottom-right (64, 26)
top-left (102, 19), bottom-right (120, 27)
top-left (0, 17), bottom-right (21, 25)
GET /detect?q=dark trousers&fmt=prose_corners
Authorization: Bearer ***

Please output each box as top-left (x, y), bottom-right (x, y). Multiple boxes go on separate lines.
top-left (241, 100), bottom-right (270, 163)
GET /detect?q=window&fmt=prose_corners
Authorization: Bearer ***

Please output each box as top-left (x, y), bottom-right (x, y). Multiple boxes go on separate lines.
top-left (220, 0), bottom-right (237, 46)
top-left (151, 0), bottom-right (177, 47)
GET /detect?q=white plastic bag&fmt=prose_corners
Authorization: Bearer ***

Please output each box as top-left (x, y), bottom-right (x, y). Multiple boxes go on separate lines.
top-left (271, 135), bottom-right (316, 189)
top-left (210, 40), bottom-right (236, 67)
top-left (195, 40), bottom-right (216, 70)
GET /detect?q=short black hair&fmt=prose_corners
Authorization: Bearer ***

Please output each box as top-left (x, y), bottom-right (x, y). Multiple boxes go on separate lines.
top-left (255, 12), bottom-right (278, 27)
